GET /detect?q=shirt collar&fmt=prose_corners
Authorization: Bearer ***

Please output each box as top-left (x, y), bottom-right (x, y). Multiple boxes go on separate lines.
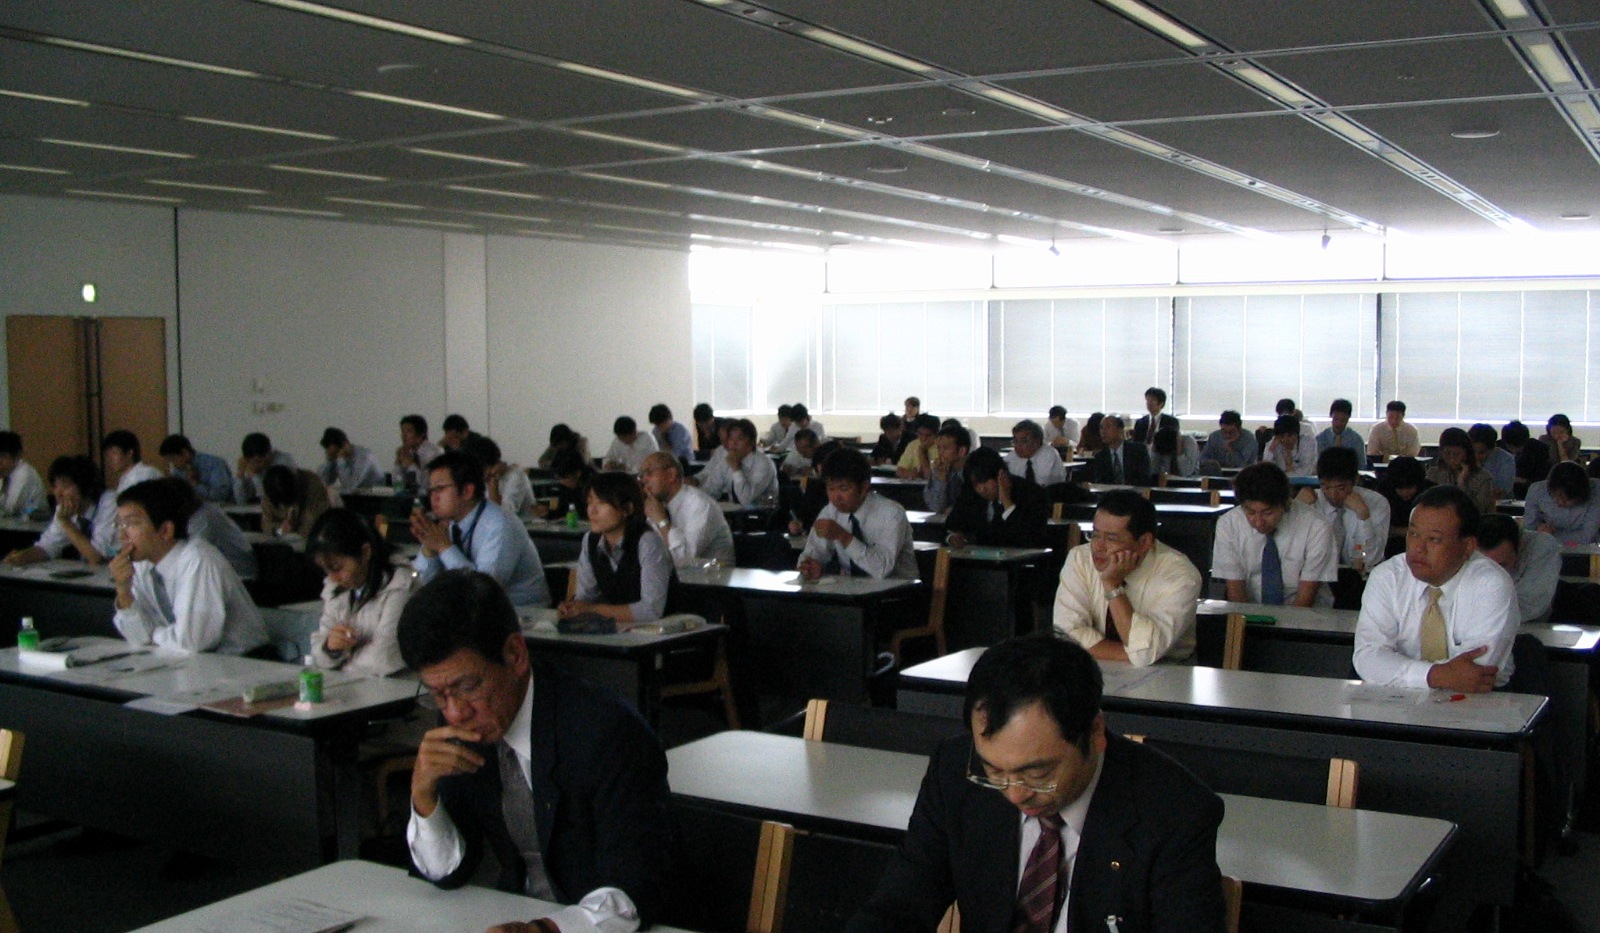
top-left (1020, 743), bottom-right (1105, 839)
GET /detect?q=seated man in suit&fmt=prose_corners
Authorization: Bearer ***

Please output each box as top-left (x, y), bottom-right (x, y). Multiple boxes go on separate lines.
top-left (1054, 489), bottom-right (1202, 667)
top-left (1004, 419), bottom-right (1067, 487)
top-left (1213, 462), bottom-right (1338, 607)
top-left (403, 570), bottom-right (673, 932)
top-left (411, 450), bottom-right (549, 607)
top-left (845, 632), bottom-right (1225, 933)
top-left (798, 448), bottom-right (917, 580)
top-left (1088, 415), bottom-right (1152, 486)
top-left (945, 447), bottom-right (1048, 549)
top-left (1132, 386), bottom-right (1179, 446)
top-left (109, 477), bottom-right (268, 655)
top-left (1354, 486), bottom-right (1519, 692)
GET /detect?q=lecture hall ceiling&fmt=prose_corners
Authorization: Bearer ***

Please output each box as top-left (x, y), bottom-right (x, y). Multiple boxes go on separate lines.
top-left (1, 0), bottom-right (1597, 252)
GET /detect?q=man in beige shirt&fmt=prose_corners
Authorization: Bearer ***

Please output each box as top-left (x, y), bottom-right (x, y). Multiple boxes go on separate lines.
top-left (1367, 400), bottom-right (1421, 459)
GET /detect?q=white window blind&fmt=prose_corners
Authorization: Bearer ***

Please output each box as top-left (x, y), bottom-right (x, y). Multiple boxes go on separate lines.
top-left (821, 301), bottom-right (984, 413)
top-left (690, 303), bottom-right (752, 411)
top-left (990, 297), bottom-right (1165, 415)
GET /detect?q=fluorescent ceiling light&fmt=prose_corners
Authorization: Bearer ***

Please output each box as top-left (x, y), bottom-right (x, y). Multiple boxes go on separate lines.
top-left (65, 189), bottom-right (184, 203)
top-left (1084, 127), bottom-right (1176, 157)
top-left (569, 172), bottom-right (676, 191)
top-left (406, 147), bottom-right (527, 168)
top-left (446, 185), bottom-right (547, 201)
top-left (1227, 65), bottom-right (1315, 107)
top-left (1524, 39), bottom-right (1579, 87)
top-left (969, 87), bottom-right (1080, 124)
top-left (348, 90), bottom-right (502, 121)
top-left (554, 62), bottom-right (709, 100)
top-left (1098, 0), bottom-right (1211, 48)
top-left (590, 223), bottom-right (665, 235)
top-left (0, 88), bottom-right (90, 107)
top-left (1311, 114), bottom-right (1381, 148)
top-left (463, 211), bottom-right (551, 223)
top-left (796, 27), bottom-right (940, 75)
top-left (248, 0), bottom-right (472, 44)
top-left (0, 163), bottom-right (71, 175)
top-left (249, 205), bottom-right (344, 217)
top-left (37, 37), bottom-right (260, 79)
top-left (182, 116), bottom-right (338, 141)
top-left (1487, 0), bottom-right (1534, 19)
top-left (147, 180), bottom-right (268, 194)
top-left (326, 196), bottom-right (423, 210)
top-left (269, 164), bottom-right (389, 182)
top-left (562, 128), bottom-right (692, 154)
top-left (40, 138), bottom-right (193, 159)
top-left (393, 218), bottom-right (478, 229)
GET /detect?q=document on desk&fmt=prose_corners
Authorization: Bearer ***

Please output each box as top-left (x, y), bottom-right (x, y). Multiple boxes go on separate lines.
top-left (197, 897), bottom-right (360, 933)
top-left (124, 696), bottom-right (198, 716)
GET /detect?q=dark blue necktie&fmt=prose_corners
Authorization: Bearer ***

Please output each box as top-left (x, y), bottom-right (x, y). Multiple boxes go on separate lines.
top-left (846, 514), bottom-right (869, 577)
top-left (1260, 532), bottom-right (1285, 605)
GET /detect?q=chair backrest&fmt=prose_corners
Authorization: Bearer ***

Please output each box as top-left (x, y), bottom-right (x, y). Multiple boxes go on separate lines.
top-left (1193, 612), bottom-right (1246, 671)
top-left (926, 547), bottom-right (951, 631)
top-left (1139, 735), bottom-right (1359, 808)
top-left (665, 801), bottom-right (777, 933)
top-left (1221, 875), bottom-right (1243, 933)
top-left (803, 699), bottom-right (966, 757)
top-left (764, 824), bottom-right (899, 933)
top-left (0, 729), bottom-right (24, 858)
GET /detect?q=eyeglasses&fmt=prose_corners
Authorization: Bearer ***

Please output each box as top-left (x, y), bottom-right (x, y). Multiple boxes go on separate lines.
top-left (416, 675), bottom-right (488, 710)
top-left (965, 746), bottom-right (1060, 794)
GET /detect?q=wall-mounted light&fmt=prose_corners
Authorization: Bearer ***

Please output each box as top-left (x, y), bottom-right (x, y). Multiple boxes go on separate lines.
top-left (81, 283), bottom-right (97, 303)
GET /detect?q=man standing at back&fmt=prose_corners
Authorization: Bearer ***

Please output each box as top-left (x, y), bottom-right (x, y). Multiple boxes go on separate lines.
top-left (1131, 387), bottom-right (1178, 446)
top-left (403, 570), bottom-right (673, 932)
top-left (845, 633), bottom-right (1224, 933)
top-left (411, 450), bottom-right (549, 607)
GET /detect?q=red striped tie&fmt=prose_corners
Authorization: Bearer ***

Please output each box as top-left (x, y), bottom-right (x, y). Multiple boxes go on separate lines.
top-left (1012, 812), bottom-right (1065, 933)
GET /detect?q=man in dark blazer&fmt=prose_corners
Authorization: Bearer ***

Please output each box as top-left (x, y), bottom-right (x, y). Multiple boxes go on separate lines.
top-left (845, 634), bottom-right (1225, 933)
top-left (1131, 387), bottom-right (1180, 447)
top-left (945, 447), bottom-right (1050, 549)
top-left (401, 569), bottom-right (673, 932)
top-left (1089, 416), bottom-right (1153, 487)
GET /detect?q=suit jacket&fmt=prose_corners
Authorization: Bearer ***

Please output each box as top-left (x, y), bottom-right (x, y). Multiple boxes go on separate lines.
top-left (416, 657), bottom-right (674, 924)
top-left (1132, 413), bottom-right (1179, 447)
top-left (945, 475), bottom-right (1050, 549)
top-left (845, 734), bottom-right (1225, 933)
top-left (1090, 443), bottom-right (1153, 487)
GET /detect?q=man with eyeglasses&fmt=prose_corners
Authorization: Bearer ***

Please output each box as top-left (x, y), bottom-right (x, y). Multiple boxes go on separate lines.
top-left (401, 570), bottom-right (672, 933)
top-left (639, 452), bottom-right (734, 568)
top-left (845, 633), bottom-right (1225, 933)
top-left (1354, 485), bottom-right (1519, 693)
top-left (411, 450), bottom-right (550, 607)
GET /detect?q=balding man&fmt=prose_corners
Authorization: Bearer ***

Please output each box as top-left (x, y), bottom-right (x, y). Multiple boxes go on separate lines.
top-left (640, 452), bottom-right (735, 567)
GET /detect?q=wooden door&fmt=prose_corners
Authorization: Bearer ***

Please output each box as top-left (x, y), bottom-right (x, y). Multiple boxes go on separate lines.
top-left (98, 317), bottom-right (169, 463)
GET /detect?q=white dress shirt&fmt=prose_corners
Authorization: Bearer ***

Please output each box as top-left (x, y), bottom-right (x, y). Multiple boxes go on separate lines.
top-left (1354, 551), bottom-right (1519, 688)
top-left (34, 491), bottom-right (118, 559)
top-left (0, 458), bottom-right (46, 518)
top-left (695, 449), bottom-right (779, 505)
top-left (798, 491), bottom-right (918, 580)
top-left (408, 676), bottom-right (641, 933)
top-left (1264, 435), bottom-right (1319, 477)
top-left (1211, 499), bottom-right (1340, 606)
top-left (496, 467), bottom-right (537, 520)
top-left (116, 461), bottom-right (164, 493)
top-left (604, 434), bottom-right (658, 473)
top-left (1004, 448), bottom-right (1067, 486)
top-left (1043, 419), bottom-right (1080, 447)
top-left (319, 446), bottom-right (384, 492)
top-left (396, 439), bottom-right (443, 487)
top-left (1507, 529), bottom-right (1561, 624)
top-left (1017, 751), bottom-right (1103, 933)
top-left (113, 538), bottom-right (268, 655)
top-left (1306, 487), bottom-right (1391, 566)
top-left (1052, 541), bottom-right (1201, 667)
top-left (660, 484), bottom-right (735, 567)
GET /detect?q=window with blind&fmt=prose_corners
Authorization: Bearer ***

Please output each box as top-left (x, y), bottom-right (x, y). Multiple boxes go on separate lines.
top-left (820, 301), bottom-right (985, 413)
top-left (988, 297), bottom-right (1167, 416)
top-left (690, 303), bottom-right (753, 411)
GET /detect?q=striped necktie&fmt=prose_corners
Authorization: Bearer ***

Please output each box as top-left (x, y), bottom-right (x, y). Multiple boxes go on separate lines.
top-left (1012, 811), bottom-right (1066, 933)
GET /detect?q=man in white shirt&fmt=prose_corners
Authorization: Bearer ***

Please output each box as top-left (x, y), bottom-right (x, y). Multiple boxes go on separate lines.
top-left (1263, 416), bottom-right (1318, 478)
top-left (790, 403), bottom-right (825, 444)
top-left (0, 431), bottom-right (46, 518)
top-left (318, 427), bottom-right (385, 492)
top-left (468, 436), bottom-right (536, 522)
top-left (692, 419), bottom-right (778, 505)
top-left (401, 570), bottom-right (672, 932)
top-left (1276, 398), bottom-right (1317, 440)
top-left (764, 405), bottom-right (795, 451)
top-left (798, 448), bottom-right (917, 580)
top-left (1213, 462), bottom-right (1339, 607)
top-left (1476, 513), bottom-right (1561, 624)
top-left (102, 430), bottom-right (165, 494)
top-left (1042, 405), bottom-right (1080, 452)
top-left (109, 477), bottom-right (268, 655)
top-left (780, 429), bottom-right (819, 479)
top-left (1004, 419), bottom-right (1067, 487)
top-left (1298, 447), bottom-right (1390, 572)
top-left (1354, 486), bottom-right (1519, 691)
top-left (1053, 489), bottom-right (1202, 667)
top-left (640, 452), bottom-right (735, 568)
top-left (602, 416), bottom-right (658, 474)
top-left (395, 413), bottom-right (445, 489)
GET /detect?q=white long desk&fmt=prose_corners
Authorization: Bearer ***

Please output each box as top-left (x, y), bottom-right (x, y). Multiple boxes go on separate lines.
top-left (0, 638), bottom-right (417, 870)
top-left (128, 859), bottom-right (700, 933)
top-left (0, 558), bottom-right (117, 638)
top-left (666, 731), bottom-right (1456, 921)
top-left (898, 648), bottom-right (1539, 908)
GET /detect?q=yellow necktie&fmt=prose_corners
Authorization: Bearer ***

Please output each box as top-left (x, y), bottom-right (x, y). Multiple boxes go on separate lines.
top-left (1419, 586), bottom-right (1449, 662)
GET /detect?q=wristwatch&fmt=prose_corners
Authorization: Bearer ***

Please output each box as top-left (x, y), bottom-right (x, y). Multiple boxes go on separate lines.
top-left (1104, 585), bottom-right (1127, 601)
top-left (654, 518), bottom-right (670, 530)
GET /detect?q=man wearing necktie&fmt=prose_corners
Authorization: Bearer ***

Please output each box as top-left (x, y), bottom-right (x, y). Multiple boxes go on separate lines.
top-left (1005, 419), bottom-right (1068, 487)
top-left (411, 450), bottom-right (550, 607)
top-left (403, 571), bottom-right (673, 932)
top-left (1212, 463), bottom-right (1339, 608)
top-left (945, 447), bottom-right (1049, 549)
top-left (1355, 486), bottom-right (1519, 692)
top-left (844, 634), bottom-right (1225, 933)
top-left (1089, 416), bottom-right (1153, 487)
top-left (798, 449), bottom-right (918, 581)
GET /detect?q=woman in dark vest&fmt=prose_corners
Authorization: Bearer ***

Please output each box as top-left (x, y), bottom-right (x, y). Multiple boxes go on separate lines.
top-left (557, 471), bottom-right (673, 629)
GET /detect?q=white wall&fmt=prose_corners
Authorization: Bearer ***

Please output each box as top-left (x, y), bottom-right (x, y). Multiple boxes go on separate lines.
top-left (485, 236), bottom-right (693, 465)
top-left (0, 194), bottom-right (697, 472)
top-left (0, 194), bottom-right (179, 432)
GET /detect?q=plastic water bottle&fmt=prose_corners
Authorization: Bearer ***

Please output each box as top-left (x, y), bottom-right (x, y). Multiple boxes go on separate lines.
top-left (566, 503), bottom-right (579, 529)
top-left (17, 617), bottom-right (39, 651)
top-left (298, 655), bottom-right (324, 704)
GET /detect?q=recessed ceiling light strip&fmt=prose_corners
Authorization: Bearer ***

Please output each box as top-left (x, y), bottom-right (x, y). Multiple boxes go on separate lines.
top-left (40, 138), bottom-right (193, 159)
top-left (0, 163), bottom-right (72, 175)
top-left (245, 0), bottom-right (472, 45)
top-left (1478, 0), bottom-right (1600, 164)
top-left (65, 189), bottom-right (184, 203)
top-left (182, 116), bottom-right (339, 140)
top-left (406, 147), bottom-right (528, 167)
top-left (0, 88), bottom-right (90, 106)
top-left (270, 164), bottom-right (389, 182)
top-left (249, 204), bottom-right (344, 217)
top-left (147, 180), bottom-right (268, 194)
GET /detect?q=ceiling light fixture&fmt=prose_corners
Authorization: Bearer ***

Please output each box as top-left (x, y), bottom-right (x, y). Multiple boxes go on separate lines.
top-left (553, 62), bottom-right (711, 100)
top-left (249, 205), bottom-right (344, 217)
top-left (182, 116), bottom-right (339, 140)
top-left (65, 189), bottom-right (184, 203)
top-left (1096, 0), bottom-right (1212, 49)
top-left (406, 147), bottom-right (528, 168)
top-left (41, 138), bottom-right (193, 159)
top-left (347, 90), bottom-right (502, 121)
top-left (0, 163), bottom-right (71, 175)
top-left (35, 36), bottom-right (261, 78)
top-left (146, 180), bottom-right (268, 194)
top-left (561, 127), bottom-right (692, 154)
top-left (326, 196), bottom-right (424, 210)
top-left (794, 27), bottom-right (941, 75)
top-left (247, 0), bottom-right (473, 44)
top-left (392, 218), bottom-right (478, 229)
top-left (0, 88), bottom-right (91, 107)
top-left (1559, 211), bottom-right (1592, 221)
top-left (1449, 128), bottom-right (1502, 139)
top-left (446, 185), bottom-right (548, 201)
top-left (269, 164), bottom-right (389, 182)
